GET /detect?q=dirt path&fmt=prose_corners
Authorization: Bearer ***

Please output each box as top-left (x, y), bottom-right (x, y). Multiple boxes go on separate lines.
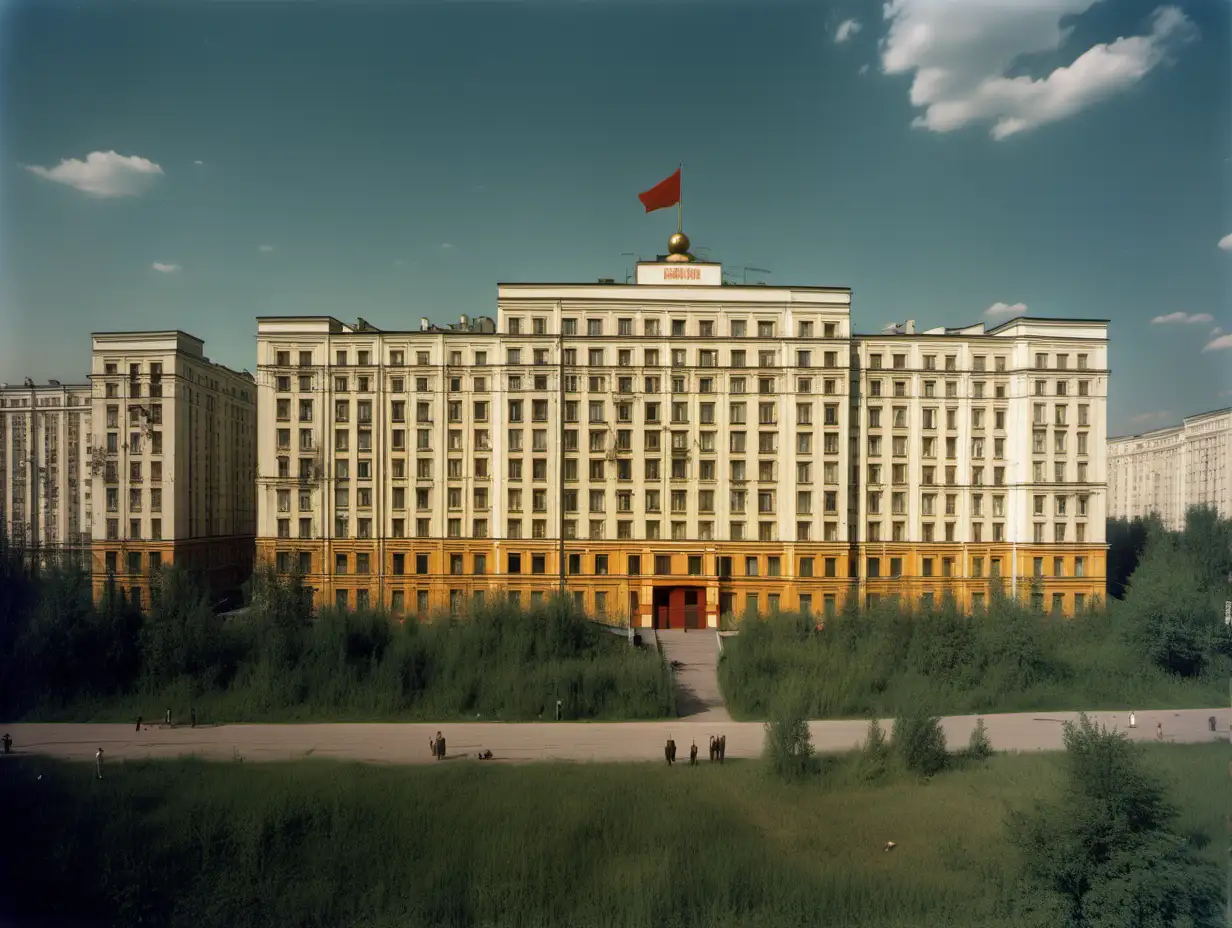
top-left (1, 708), bottom-right (1226, 768)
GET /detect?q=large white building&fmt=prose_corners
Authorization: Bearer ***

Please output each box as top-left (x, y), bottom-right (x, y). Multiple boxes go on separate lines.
top-left (0, 380), bottom-right (94, 565)
top-left (1108, 406), bottom-right (1232, 530)
top-left (254, 238), bottom-right (1109, 623)
top-left (87, 331), bottom-right (258, 604)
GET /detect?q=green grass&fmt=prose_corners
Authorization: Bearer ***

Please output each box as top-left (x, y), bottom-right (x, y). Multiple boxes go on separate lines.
top-left (719, 607), bottom-right (1228, 721)
top-left (1, 743), bottom-right (1224, 928)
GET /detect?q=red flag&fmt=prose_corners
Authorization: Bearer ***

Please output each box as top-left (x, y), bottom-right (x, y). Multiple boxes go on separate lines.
top-left (638, 168), bottom-right (681, 214)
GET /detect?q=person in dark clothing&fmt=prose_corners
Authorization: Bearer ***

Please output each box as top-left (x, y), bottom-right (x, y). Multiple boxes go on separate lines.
top-left (708, 735), bottom-right (716, 763)
top-left (190, 708), bottom-right (197, 729)
top-left (435, 731), bottom-right (446, 759)
top-left (664, 736), bottom-right (675, 766)
top-left (689, 741), bottom-right (698, 766)
top-left (135, 716), bottom-right (142, 732)
top-left (1, 733), bottom-right (11, 754)
top-left (719, 735), bottom-right (726, 764)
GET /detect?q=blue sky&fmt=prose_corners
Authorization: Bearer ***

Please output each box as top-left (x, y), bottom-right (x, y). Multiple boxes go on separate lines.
top-left (1, 0), bottom-right (1228, 435)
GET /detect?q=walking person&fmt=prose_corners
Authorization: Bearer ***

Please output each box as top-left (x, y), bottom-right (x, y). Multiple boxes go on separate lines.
top-left (708, 735), bottom-right (716, 763)
top-left (164, 708), bottom-right (171, 726)
top-left (664, 736), bottom-right (675, 766)
top-left (135, 716), bottom-right (142, 732)
top-left (689, 741), bottom-right (698, 766)
top-left (2, 733), bottom-right (12, 754)
top-left (1156, 721), bottom-right (1163, 742)
top-left (1129, 710), bottom-right (1136, 730)
top-left (719, 734), bottom-right (726, 764)
top-left (190, 707), bottom-right (197, 729)
top-left (95, 747), bottom-right (104, 779)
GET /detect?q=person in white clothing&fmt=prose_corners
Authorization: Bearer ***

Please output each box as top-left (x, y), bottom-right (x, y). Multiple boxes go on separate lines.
top-left (95, 747), bottom-right (104, 779)
top-left (1129, 711), bottom-right (1136, 729)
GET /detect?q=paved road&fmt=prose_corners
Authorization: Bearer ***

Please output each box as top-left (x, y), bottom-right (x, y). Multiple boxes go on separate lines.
top-left (1, 708), bottom-right (1227, 767)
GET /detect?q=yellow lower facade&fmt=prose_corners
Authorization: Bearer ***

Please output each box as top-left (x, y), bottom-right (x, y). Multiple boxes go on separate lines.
top-left (255, 537), bottom-right (1107, 623)
top-left (91, 535), bottom-right (256, 606)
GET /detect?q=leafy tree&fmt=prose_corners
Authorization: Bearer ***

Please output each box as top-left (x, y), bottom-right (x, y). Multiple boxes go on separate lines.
top-left (1010, 713), bottom-right (1220, 927)
top-left (764, 695), bottom-right (815, 780)
top-left (1122, 531), bottom-right (1211, 676)
top-left (893, 707), bottom-right (947, 775)
top-left (141, 567), bottom-right (233, 687)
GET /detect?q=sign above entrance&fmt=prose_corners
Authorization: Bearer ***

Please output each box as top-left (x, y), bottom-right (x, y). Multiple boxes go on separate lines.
top-left (636, 262), bottom-right (723, 287)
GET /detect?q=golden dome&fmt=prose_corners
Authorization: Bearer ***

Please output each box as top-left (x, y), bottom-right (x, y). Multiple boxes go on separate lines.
top-left (667, 232), bottom-right (691, 254)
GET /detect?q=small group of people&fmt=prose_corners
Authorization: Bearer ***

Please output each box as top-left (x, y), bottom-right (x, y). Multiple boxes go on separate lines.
top-left (429, 731), bottom-right (446, 760)
top-left (664, 734), bottom-right (726, 766)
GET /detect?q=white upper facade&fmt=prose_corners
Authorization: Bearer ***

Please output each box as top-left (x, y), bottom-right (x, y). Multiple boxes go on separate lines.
top-left (254, 256), bottom-right (1107, 551)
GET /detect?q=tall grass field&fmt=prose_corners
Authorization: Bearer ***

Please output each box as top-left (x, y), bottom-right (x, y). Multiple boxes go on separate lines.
top-left (0, 743), bottom-right (1224, 928)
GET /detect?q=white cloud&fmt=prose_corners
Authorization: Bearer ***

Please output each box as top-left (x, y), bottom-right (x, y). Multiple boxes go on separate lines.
top-left (858, 63), bottom-right (871, 76)
top-left (1219, 233), bottom-right (1232, 251)
top-left (257, 244), bottom-right (275, 253)
top-left (1150, 311), bottom-right (1213, 325)
top-left (151, 262), bottom-right (181, 273)
top-left (881, 3), bottom-right (1195, 140)
top-left (984, 301), bottom-right (1027, 318)
top-left (835, 18), bottom-right (861, 43)
top-left (1202, 333), bottom-right (1232, 352)
top-left (441, 242), bottom-right (454, 250)
top-left (1129, 410), bottom-right (1172, 425)
top-left (193, 159), bottom-right (205, 166)
top-left (24, 150), bottom-right (164, 197)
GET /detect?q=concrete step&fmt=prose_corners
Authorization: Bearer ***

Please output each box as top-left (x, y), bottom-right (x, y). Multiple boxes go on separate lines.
top-left (656, 630), bottom-right (731, 723)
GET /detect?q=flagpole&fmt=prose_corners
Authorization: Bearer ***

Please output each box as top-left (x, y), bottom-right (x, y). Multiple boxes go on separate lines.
top-left (677, 161), bottom-right (683, 235)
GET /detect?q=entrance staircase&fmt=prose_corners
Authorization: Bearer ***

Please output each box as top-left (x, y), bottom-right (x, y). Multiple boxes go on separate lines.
top-left (656, 630), bottom-right (731, 723)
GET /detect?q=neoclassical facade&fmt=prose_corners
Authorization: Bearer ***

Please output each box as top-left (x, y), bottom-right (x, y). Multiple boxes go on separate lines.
top-left (87, 332), bottom-right (257, 604)
top-left (0, 380), bottom-right (94, 566)
top-left (255, 243), bottom-right (1108, 624)
top-left (1108, 406), bottom-right (1232, 530)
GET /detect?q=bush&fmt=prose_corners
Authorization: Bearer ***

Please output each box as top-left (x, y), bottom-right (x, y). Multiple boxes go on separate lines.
top-left (1, 563), bottom-right (675, 722)
top-left (1010, 713), bottom-right (1221, 927)
top-left (859, 718), bottom-right (891, 782)
top-left (966, 718), bottom-right (992, 760)
top-left (719, 508), bottom-right (1232, 720)
top-left (893, 708), bottom-right (947, 776)
top-left (764, 697), bottom-right (815, 780)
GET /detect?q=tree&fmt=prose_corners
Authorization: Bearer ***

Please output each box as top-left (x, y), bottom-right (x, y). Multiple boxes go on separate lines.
top-left (893, 707), bottom-right (947, 775)
top-left (1122, 531), bottom-right (1211, 676)
top-left (1010, 713), bottom-right (1220, 926)
top-left (966, 718), bottom-right (993, 759)
top-left (764, 695), bottom-right (815, 780)
top-left (859, 718), bottom-right (890, 781)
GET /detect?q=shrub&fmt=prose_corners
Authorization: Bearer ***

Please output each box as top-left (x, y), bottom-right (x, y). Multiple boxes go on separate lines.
top-left (966, 718), bottom-right (992, 760)
top-left (859, 718), bottom-right (891, 782)
top-left (764, 697), bottom-right (815, 780)
top-left (1010, 713), bottom-right (1221, 926)
top-left (893, 708), bottom-right (947, 776)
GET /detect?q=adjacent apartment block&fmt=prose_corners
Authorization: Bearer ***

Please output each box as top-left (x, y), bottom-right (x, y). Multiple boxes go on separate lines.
top-left (0, 380), bottom-right (94, 566)
top-left (1107, 406), bottom-right (1232, 530)
top-left (255, 242), bottom-right (1108, 624)
top-left (89, 331), bottom-right (257, 605)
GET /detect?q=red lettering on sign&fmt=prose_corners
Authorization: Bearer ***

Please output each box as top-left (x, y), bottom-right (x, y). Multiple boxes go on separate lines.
top-left (663, 267), bottom-right (701, 281)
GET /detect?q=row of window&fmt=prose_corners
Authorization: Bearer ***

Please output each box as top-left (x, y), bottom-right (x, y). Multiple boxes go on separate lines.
top-left (272, 342), bottom-right (1091, 373)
